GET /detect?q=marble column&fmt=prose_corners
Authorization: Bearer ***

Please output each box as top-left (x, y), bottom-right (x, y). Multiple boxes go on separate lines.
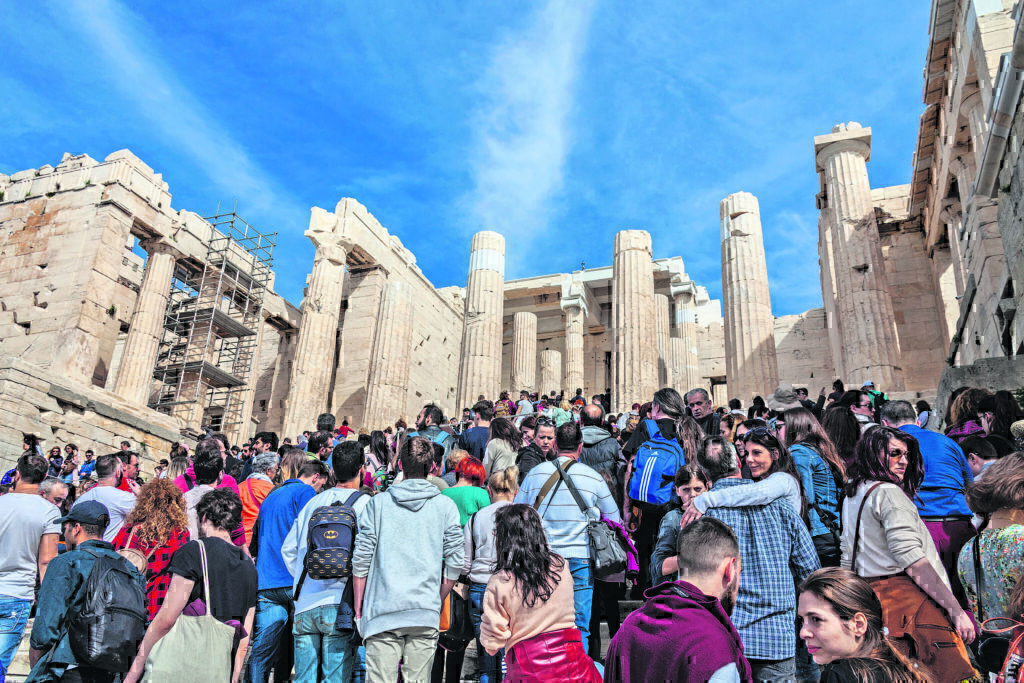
top-left (456, 231), bottom-right (505, 409)
top-left (720, 191), bottom-right (779, 402)
top-left (114, 238), bottom-right (179, 406)
top-left (560, 296), bottom-right (587, 394)
top-left (611, 230), bottom-right (657, 412)
top-left (962, 91), bottom-right (987, 170)
top-left (282, 211), bottom-right (350, 439)
top-left (363, 280), bottom-right (415, 429)
top-left (538, 349), bottom-right (562, 397)
top-left (815, 123), bottom-right (904, 389)
top-left (669, 278), bottom-right (701, 393)
top-left (654, 293), bottom-right (672, 387)
top-left (509, 312), bottom-right (537, 394)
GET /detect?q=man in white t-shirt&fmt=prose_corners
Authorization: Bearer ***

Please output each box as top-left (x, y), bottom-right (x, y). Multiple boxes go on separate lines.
top-left (0, 454), bottom-right (60, 677)
top-left (71, 453), bottom-right (136, 542)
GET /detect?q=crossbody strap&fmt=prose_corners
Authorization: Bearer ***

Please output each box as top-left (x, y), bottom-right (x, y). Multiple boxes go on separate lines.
top-left (554, 461), bottom-right (589, 516)
top-left (533, 467), bottom-right (566, 510)
top-left (973, 532), bottom-right (987, 621)
top-left (850, 482), bottom-right (884, 574)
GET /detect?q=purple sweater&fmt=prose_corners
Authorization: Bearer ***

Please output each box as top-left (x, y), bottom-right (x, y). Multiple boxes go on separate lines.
top-left (605, 580), bottom-right (752, 683)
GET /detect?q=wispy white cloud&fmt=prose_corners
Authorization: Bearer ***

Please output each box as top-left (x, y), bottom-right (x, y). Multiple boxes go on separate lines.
top-left (54, 0), bottom-right (306, 225)
top-left (464, 0), bottom-right (596, 265)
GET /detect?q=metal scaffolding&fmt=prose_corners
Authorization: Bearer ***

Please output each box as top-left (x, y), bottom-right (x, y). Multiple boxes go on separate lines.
top-left (151, 212), bottom-right (275, 437)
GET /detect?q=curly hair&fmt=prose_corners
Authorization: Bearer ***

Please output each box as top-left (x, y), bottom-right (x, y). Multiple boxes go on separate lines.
top-left (123, 478), bottom-right (188, 547)
top-left (493, 504), bottom-right (565, 608)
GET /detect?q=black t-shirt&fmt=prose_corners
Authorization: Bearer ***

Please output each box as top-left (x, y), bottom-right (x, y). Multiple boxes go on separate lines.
top-left (820, 658), bottom-right (900, 683)
top-left (168, 537), bottom-right (258, 624)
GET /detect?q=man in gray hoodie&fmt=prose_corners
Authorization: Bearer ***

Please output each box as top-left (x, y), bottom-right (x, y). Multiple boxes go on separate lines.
top-left (352, 436), bottom-right (464, 683)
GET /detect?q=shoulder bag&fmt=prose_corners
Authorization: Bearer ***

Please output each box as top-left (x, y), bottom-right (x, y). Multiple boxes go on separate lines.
top-left (555, 461), bottom-right (628, 580)
top-left (142, 541), bottom-right (236, 682)
top-left (971, 531), bottom-right (1024, 674)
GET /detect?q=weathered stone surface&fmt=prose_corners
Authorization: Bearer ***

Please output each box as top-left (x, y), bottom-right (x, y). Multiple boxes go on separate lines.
top-left (815, 124), bottom-right (904, 390)
top-left (456, 231), bottom-right (504, 410)
top-left (720, 192), bottom-right (779, 401)
top-left (538, 349), bottom-right (562, 397)
top-left (363, 279), bottom-right (415, 430)
top-left (510, 311), bottom-right (537, 393)
top-left (611, 230), bottom-right (657, 411)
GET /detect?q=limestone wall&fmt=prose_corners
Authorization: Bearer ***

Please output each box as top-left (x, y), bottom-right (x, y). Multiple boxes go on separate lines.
top-left (0, 358), bottom-right (181, 477)
top-left (879, 229), bottom-right (947, 392)
top-left (774, 308), bottom-right (836, 392)
top-left (698, 322), bottom-right (726, 394)
top-left (997, 82), bottom-right (1024, 354)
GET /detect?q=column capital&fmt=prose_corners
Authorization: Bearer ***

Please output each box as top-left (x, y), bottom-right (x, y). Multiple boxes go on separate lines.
top-left (814, 123), bottom-right (872, 171)
top-left (559, 294), bottom-right (587, 318)
top-left (669, 274), bottom-right (696, 302)
top-left (140, 237), bottom-right (182, 260)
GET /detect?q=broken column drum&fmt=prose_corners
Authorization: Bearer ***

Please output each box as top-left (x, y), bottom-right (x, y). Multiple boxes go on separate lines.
top-left (611, 230), bottom-right (657, 412)
top-left (456, 231), bottom-right (505, 409)
top-left (720, 191), bottom-right (779, 402)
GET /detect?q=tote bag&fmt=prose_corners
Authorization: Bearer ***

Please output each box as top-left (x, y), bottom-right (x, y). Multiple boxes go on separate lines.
top-left (142, 541), bottom-right (236, 682)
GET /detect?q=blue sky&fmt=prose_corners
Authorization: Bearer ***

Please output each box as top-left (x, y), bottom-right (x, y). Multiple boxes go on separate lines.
top-left (1, 1), bottom-right (929, 316)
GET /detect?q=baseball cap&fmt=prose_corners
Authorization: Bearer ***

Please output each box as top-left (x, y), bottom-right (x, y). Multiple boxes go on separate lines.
top-left (59, 501), bottom-right (110, 527)
top-left (861, 380), bottom-right (875, 388)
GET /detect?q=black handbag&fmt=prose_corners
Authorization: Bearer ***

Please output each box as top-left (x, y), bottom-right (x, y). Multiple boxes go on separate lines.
top-left (971, 531), bottom-right (1019, 673)
top-left (438, 578), bottom-right (475, 652)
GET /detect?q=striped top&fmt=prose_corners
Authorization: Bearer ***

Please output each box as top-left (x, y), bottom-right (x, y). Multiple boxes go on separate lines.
top-left (513, 456), bottom-right (621, 559)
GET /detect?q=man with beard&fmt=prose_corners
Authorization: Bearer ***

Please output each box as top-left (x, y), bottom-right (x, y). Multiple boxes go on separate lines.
top-left (407, 403), bottom-right (457, 462)
top-left (605, 518), bottom-right (750, 682)
top-left (693, 431), bottom-right (819, 681)
top-left (685, 387), bottom-right (721, 436)
top-left (70, 453), bottom-right (136, 541)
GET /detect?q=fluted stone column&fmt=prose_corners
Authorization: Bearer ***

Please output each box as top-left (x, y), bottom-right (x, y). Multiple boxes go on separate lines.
top-left (815, 123), bottom-right (904, 389)
top-left (612, 230), bottom-right (657, 412)
top-left (669, 278), bottom-right (701, 393)
top-left (560, 296), bottom-right (587, 394)
top-left (720, 192), bottom-right (779, 402)
top-left (538, 349), bottom-right (562, 397)
top-left (282, 212), bottom-right (350, 438)
top-left (364, 280), bottom-right (414, 429)
top-left (456, 231), bottom-right (505, 408)
top-left (114, 239), bottom-right (179, 406)
top-left (509, 312), bottom-right (537, 394)
top-left (654, 293), bottom-right (671, 387)
top-left (962, 91), bottom-right (987, 170)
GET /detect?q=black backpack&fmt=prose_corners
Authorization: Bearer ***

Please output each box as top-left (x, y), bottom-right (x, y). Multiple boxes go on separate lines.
top-left (67, 548), bottom-right (148, 672)
top-left (293, 491), bottom-right (365, 600)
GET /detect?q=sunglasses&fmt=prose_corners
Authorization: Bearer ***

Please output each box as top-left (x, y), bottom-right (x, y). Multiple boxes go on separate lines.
top-left (741, 426), bottom-right (779, 441)
top-left (535, 417), bottom-right (555, 426)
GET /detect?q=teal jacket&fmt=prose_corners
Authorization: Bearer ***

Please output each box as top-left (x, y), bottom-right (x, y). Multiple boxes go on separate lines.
top-left (27, 539), bottom-right (146, 682)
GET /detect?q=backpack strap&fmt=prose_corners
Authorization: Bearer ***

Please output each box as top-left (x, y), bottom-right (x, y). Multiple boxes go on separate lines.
top-left (293, 490), bottom-right (366, 601)
top-left (849, 482), bottom-right (884, 574)
top-left (644, 419), bottom-right (660, 439)
top-left (184, 472), bottom-right (195, 491)
top-left (973, 532), bottom-right (986, 621)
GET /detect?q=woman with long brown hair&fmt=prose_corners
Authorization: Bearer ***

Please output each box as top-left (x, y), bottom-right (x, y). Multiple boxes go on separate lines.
top-left (821, 405), bottom-right (860, 469)
top-left (113, 478), bottom-right (191, 621)
top-left (484, 417), bottom-right (522, 479)
top-left (480, 504), bottom-right (601, 682)
top-left (798, 567), bottom-right (927, 682)
top-left (781, 407), bottom-right (845, 566)
top-left (840, 427), bottom-right (976, 681)
top-left (945, 387), bottom-right (993, 442)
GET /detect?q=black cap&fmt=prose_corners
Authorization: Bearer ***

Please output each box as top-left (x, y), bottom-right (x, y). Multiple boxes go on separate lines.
top-left (59, 501), bottom-right (110, 527)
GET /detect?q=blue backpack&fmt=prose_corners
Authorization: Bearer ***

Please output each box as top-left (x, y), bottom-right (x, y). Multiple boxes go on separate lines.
top-left (628, 420), bottom-right (685, 505)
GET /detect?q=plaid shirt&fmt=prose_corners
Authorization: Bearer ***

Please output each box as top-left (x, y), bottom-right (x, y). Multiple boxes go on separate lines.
top-left (113, 525), bottom-right (191, 620)
top-left (703, 478), bottom-right (820, 660)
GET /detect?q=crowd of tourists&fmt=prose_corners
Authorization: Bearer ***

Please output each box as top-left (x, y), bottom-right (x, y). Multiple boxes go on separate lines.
top-left (1, 379), bottom-right (1023, 682)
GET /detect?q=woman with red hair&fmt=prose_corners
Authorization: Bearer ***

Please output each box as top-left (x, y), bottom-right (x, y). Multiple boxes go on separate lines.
top-left (442, 455), bottom-right (490, 526)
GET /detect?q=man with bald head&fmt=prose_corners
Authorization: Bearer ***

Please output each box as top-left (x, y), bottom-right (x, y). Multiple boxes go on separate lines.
top-left (580, 403), bottom-right (622, 486)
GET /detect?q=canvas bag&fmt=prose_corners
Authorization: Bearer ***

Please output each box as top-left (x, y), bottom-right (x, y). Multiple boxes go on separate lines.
top-left (142, 541), bottom-right (235, 682)
top-left (555, 461), bottom-right (629, 580)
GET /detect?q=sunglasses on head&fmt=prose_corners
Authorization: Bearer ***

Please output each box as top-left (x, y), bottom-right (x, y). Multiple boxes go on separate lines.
top-left (741, 426), bottom-right (778, 441)
top-left (535, 417), bottom-right (554, 426)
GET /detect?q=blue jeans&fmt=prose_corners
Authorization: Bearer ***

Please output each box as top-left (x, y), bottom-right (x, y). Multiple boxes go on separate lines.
top-left (0, 595), bottom-right (31, 678)
top-left (246, 587), bottom-right (294, 683)
top-left (470, 582), bottom-right (502, 683)
top-left (567, 558), bottom-right (593, 653)
top-left (293, 604), bottom-right (356, 683)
